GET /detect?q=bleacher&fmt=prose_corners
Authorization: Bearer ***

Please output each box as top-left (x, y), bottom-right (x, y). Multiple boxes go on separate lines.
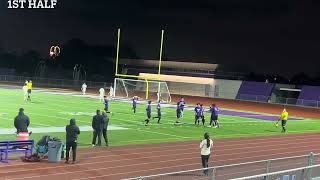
top-left (296, 85), bottom-right (320, 107)
top-left (236, 81), bottom-right (275, 102)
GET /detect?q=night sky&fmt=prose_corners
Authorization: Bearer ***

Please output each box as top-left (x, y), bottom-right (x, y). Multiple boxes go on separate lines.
top-left (1, 0), bottom-right (320, 77)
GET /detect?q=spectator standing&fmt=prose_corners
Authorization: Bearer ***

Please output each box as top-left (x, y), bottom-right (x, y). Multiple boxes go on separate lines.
top-left (65, 118), bottom-right (80, 164)
top-left (200, 132), bottom-right (213, 176)
top-left (92, 110), bottom-right (103, 146)
top-left (101, 111), bottom-right (109, 146)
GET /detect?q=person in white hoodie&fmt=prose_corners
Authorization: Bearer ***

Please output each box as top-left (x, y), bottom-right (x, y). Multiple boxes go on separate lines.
top-left (22, 83), bottom-right (28, 101)
top-left (81, 83), bottom-right (87, 95)
top-left (99, 88), bottom-right (105, 102)
top-left (200, 132), bottom-right (213, 176)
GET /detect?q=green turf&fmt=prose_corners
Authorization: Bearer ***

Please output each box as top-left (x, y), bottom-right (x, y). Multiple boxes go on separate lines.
top-left (0, 88), bottom-right (320, 147)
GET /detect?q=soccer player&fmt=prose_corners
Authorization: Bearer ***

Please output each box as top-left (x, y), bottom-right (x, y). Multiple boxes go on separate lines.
top-left (153, 100), bottom-right (161, 124)
top-left (276, 109), bottom-right (288, 133)
top-left (179, 97), bottom-right (186, 118)
top-left (200, 104), bottom-right (205, 126)
top-left (175, 102), bottom-right (182, 124)
top-left (194, 103), bottom-right (201, 125)
top-left (132, 96), bottom-right (138, 113)
top-left (145, 100), bottom-right (152, 126)
top-left (22, 83), bottom-right (28, 101)
top-left (209, 104), bottom-right (220, 128)
top-left (27, 80), bottom-right (32, 101)
top-left (81, 83), bottom-right (87, 95)
top-left (103, 96), bottom-right (109, 112)
top-left (99, 88), bottom-right (105, 102)
top-left (109, 85), bottom-right (114, 100)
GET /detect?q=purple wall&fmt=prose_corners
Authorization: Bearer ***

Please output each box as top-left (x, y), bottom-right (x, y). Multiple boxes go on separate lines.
top-left (297, 85), bottom-right (320, 106)
top-left (236, 81), bottom-right (274, 102)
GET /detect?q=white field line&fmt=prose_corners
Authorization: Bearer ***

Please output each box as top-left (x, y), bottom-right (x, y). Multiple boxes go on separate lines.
top-left (0, 92), bottom-right (300, 122)
top-left (0, 88), bottom-right (313, 121)
top-left (0, 116), bottom-right (51, 127)
top-left (0, 99), bottom-right (295, 126)
top-left (0, 98), bottom-right (281, 130)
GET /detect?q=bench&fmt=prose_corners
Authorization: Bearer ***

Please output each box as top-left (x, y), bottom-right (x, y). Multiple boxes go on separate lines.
top-left (0, 140), bottom-right (34, 163)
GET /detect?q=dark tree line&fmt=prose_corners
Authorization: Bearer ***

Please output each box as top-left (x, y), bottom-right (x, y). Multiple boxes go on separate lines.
top-left (1, 39), bottom-right (320, 86)
top-left (0, 39), bottom-right (138, 82)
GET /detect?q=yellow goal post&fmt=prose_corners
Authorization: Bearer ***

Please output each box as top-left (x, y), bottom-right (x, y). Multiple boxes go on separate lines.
top-left (113, 28), bottom-right (166, 100)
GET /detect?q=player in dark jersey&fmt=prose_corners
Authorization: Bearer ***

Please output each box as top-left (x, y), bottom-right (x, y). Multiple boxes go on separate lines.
top-left (179, 97), bottom-right (186, 118)
top-left (200, 104), bottom-right (205, 126)
top-left (209, 104), bottom-right (220, 128)
top-left (153, 100), bottom-right (161, 124)
top-left (132, 96), bottom-right (138, 113)
top-left (194, 103), bottom-right (201, 125)
top-left (145, 100), bottom-right (152, 126)
top-left (103, 96), bottom-right (109, 112)
top-left (175, 102), bottom-right (182, 124)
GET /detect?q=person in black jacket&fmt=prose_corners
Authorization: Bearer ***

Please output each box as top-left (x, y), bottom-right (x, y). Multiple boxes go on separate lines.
top-left (65, 118), bottom-right (80, 164)
top-left (14, 108), bottom-right (30, 134)
top-left (92, 110), bottom-right (103, 146)
top-left (101, 111), bottom-right (109, 146)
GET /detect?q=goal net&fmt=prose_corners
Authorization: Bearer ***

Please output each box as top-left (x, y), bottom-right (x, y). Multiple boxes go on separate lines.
top-left (113, 78), bottom-right (171, 103)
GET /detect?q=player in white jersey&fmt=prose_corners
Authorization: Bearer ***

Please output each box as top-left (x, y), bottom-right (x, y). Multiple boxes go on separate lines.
top-left (81, 83), bottom-right (87, 95)
top-left (22, 83), bottom-right (28, 101)
top-left (99, 88), bottom-right (105, 102)
top-left (108, 86), bottom-right (114, 100)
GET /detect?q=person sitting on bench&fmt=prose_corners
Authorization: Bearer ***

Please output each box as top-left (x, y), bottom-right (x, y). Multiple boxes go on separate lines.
top-left (14, 108), bottom-right (32, 136)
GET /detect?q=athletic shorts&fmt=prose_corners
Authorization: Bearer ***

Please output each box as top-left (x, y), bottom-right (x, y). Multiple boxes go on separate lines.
top-left (176, 111), bottom-right (181, 118)
top-left (27, 89), bottom-right (31, 94)
top-left (157, 111), bottom-right (161, 117)
top-left (282, 120), bottom-right (287, 127)
top-left (211, 115), bottom-right (218, 121)
top-left (147, 112), bottom-right (151, 119)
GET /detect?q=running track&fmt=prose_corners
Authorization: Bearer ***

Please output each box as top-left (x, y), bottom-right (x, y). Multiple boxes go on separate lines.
top-left (0, 133), bottom-right (320, 180)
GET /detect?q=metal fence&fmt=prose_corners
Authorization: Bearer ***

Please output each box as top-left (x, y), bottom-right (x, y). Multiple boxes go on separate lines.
top-left (237, 94), bottom-right (320, 108)
top-left (237, 94), bottom-right (271, 102)
top-left (0, 75), bottom-right (110, 89)
top-left (230, 164), bottom-right (320, 180)
top-left (126, 153), bottom-right (319, 180)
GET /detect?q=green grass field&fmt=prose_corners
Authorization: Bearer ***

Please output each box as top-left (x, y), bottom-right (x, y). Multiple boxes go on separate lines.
top-left (0, 87), bottom-right (320, 147)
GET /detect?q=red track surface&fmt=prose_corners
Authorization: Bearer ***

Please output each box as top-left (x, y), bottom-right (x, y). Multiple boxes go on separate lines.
top-left (0, 133), bottom-right (319, 180)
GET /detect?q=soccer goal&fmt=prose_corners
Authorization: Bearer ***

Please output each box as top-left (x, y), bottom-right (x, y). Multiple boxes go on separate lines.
top-left (113, 78), bottom-right (171, 103)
